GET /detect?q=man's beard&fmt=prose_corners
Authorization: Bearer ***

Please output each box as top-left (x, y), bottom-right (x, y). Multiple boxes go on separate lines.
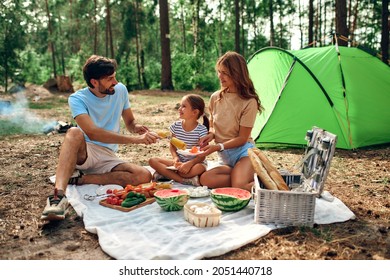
top-left (99, 84), bottom-right (115, 95)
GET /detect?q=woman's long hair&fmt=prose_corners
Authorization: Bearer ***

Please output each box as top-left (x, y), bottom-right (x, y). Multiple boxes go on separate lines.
top-left (216, 51), bottom-right (263, 113)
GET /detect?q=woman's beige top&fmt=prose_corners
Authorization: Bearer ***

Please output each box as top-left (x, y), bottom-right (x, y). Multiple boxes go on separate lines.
top-left (208, 90), bottom-right (258, 144)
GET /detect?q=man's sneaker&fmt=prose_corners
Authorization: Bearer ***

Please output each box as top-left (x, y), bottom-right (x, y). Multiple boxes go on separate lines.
top-left (182, 175), bottom-right (200, 186)
top-left (41, 193), bottom-right (69, 221)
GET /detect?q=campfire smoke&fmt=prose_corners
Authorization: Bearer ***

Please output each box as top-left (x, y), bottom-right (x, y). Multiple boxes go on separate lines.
top-left (0, 90), bottom-right (57, 135)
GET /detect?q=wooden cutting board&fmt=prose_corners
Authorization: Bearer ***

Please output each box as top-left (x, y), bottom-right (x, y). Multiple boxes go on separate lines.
top-left (99, 197), bottom-right (156, 212)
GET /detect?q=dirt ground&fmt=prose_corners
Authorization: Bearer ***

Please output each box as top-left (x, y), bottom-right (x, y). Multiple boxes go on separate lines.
top-left (0, 86), bottom-right (389, 260)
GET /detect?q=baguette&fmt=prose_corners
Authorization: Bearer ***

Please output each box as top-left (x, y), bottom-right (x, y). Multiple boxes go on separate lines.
top-left (249, 148), bottom-right (290, 191)
top-left (248, 148), bottom-right (278, 190)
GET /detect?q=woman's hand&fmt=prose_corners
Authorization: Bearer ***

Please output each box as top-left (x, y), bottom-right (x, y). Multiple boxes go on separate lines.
top-left (199, 143), bottom-right (221, 157)
top-left (199, 132), bottom-right (214, 148)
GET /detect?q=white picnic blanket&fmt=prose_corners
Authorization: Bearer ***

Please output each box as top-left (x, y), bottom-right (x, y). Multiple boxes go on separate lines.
top-left (65, 181), bottom-right (355, 260)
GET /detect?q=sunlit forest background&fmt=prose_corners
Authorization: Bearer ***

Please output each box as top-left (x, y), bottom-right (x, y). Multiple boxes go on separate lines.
top-left (1, 0), bottom-right (389, 93)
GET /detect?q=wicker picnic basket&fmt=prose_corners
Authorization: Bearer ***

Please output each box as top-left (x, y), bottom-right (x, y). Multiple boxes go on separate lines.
top-left (252, 126), bottom-right (337, 227)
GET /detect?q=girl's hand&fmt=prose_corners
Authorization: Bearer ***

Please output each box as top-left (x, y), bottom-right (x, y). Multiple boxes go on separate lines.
top-left (177, 161), bottom-right (192, 174)
top-left (174, 160), bottom-right (182, 169)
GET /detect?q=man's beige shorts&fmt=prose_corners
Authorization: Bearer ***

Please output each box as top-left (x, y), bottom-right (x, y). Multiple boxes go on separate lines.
top-left (76, 142), bottom-right (126, 174)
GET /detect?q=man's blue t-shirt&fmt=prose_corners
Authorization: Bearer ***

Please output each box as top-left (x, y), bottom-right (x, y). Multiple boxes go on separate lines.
top-left (68, 83), bottom-right (130, 152)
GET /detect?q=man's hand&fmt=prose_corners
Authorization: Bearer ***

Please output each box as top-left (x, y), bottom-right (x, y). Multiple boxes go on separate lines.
top-left (133, 124), bottom-right (149, 135)
top-left (137, 131), bottom-right (159, 145)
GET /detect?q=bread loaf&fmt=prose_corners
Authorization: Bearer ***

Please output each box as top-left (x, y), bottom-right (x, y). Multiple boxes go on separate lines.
top-left (248, 148), bottom-right (278, 190)
top-left (248, 147), bottom-right (289, 191)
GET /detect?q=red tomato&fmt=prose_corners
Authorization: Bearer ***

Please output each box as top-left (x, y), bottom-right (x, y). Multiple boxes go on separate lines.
top-left (111, 197), bottom-right (118, 205)
top-left (106, 189), bottom-right (113, 194)
top-left (106, 196), bottom-right (113, 204)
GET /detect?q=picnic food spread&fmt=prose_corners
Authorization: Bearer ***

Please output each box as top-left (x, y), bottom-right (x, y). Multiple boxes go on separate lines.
top-left (248, 147), bottom-right (289, 191)
top-left (98, 182), bottom-right (172, 212)
top-left (210, 188), bottom-right (251, 211)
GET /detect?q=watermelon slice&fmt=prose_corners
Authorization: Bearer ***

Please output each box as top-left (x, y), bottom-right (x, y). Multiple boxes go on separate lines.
top-left (210, 188), bottom-right (251, 211)
top-left (154, 189), bottom-right (189, 211)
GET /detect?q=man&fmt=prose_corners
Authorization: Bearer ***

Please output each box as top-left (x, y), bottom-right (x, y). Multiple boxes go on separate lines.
top-left (41, 55), bottom-right (159, 221)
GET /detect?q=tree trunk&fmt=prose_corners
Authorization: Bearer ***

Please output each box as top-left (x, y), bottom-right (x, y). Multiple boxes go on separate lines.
top-left (180, 2), bottom-right (186, 53)
top-left (192, 0), bottom-right (200, 56)
top-left (381, 0), bottom-right (389, 64)
top-left (240, 0), bottom-right (245, 56)
top-left (94, 0), bottom-right (98, 54)
top-left (317, 0), bottom-right (322, 46)
top-left (350, 0), bottom-right (359, 46)
top-left (308, 0), bottom-right (314, 46)
top-left (159, 0), bottom-right (174, 90)
top-left (218, 0), bottom-right (223, 56)
top-left (45, 0), bottom-right (57, 78)
top-left (298, 0), bottom-right (303, 48)
top-left (56, 75), bottom-right (74, 92)
top-left (141, 49), bottom-right (148, 88)
top-left (135, 0), bottom-right (142, 88)
top-left (57, 11), bottom-right (66, 75)
top-left (335, 0), bottom-right (349, 46)
top-left (235, 0), bottom-right (240, 53)
top-left (269, 0), bottom-right (275, 46)
top-left (105, 0), bottom-right (114, 58)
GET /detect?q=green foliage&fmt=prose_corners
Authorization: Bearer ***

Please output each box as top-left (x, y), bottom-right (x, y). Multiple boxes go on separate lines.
top-left (0, 1), bottom-right (27, 89)
top-left (18, 48), bottom-right (52, 84)
top-left (143, 57), bottom-right (161, 90)
top-left (171, 53), bottom-right (219, 91)
top-left (0, 0), bottom-right (387, 91)
top-left (66, 55), bottom-right (85, 84)
top-left (117, 57), bottom-right (142, 90)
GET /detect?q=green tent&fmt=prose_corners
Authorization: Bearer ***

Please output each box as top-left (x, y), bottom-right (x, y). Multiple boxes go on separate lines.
top-left (247, 45), bottom-right (390, 149)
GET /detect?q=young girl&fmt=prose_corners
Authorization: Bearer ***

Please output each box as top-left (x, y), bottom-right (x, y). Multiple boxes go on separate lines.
top-left (198, 51), bottom-right (263, 191)
top-left (149, 94), bottom-right (209, 186)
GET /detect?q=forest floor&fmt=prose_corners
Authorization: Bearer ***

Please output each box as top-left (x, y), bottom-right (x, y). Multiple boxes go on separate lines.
top-left (0, 85), bottom-right (389, 260)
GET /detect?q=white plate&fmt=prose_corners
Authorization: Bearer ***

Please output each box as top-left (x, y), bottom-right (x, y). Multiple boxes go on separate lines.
top-left (186, 187), bottom-right (210, 198)
top-left (96, 184), bottom-right (123, 196)
top-left (166, 166), bottom-right (178, 170)
top-left (177, 148), bottom-right (205, 157)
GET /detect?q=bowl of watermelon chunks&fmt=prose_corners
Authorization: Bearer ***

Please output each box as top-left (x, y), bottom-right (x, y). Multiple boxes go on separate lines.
top-left (210, 187), bottom-right (251, 212)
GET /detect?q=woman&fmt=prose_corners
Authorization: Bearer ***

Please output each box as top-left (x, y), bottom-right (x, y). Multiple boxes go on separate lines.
top-left (199, 51), bottom-right (263, 191)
